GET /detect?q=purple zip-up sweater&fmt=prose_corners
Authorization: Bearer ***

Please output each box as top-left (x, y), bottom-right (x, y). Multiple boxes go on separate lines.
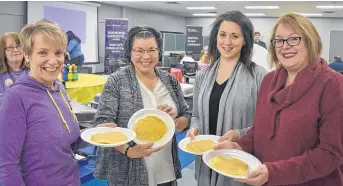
top-left (0, 75), bottom-right (81, 186)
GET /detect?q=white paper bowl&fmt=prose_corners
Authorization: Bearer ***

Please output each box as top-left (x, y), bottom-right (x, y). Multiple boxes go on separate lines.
top-left (128, 108), bottom-right (175, 149)
top-left (178, 135), bottom-right (220, 155)
top-left (81, 127), bottom-right (136, 147)
top-left (203, 149), bottom-right (262, 179)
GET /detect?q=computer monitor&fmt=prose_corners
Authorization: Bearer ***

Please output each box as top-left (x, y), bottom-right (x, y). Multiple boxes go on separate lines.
top-left (168, 56), bottom-right (179, 67)
top-left (170, 53), bottom-right (179, 57)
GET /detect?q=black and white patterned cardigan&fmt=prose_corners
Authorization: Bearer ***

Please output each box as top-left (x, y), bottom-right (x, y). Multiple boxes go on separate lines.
top-left (93, 65), bottom-right (191, 186)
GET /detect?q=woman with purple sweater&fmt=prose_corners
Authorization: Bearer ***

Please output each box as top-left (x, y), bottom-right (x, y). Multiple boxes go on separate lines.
top-left (0, 19), bottom-right (81, 186)
top-left (0, 32), bottom-right (29, 97)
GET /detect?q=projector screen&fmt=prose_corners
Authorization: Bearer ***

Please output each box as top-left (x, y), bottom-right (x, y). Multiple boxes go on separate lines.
top-left (27, 1), bottom-right (99, 63)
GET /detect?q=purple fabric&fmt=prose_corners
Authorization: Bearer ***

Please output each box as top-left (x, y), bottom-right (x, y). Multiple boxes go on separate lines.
top-left (43, 6), bottom-right (86, 44)
top-left (0, 68), bottom-right (29, 95)
top-left (0, 75), bottom-right (81, 186)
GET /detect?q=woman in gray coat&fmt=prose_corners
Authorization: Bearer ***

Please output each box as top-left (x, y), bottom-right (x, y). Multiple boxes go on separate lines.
top-left (93, 26), bottom-right (191, 186)
top-left (187, 11), bottom-right (267, 186)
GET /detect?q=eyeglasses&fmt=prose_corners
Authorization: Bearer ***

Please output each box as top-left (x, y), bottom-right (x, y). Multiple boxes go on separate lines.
top-left (271, 37), bottom-right (302, 48)
top-left (5, 46), bottom-right (22, 52)
top-left (132, 48), bottom-right (158, 57)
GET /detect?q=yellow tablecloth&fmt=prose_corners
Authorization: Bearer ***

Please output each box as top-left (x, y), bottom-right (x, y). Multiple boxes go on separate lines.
top-left (59, 74), bottom-right (108, 104)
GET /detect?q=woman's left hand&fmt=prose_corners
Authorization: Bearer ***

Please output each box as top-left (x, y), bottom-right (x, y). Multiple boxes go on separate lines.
top-left (219, 130), bottom-right (240, 142)
top-left (157, 104), bottom-right (175, 118)
top-left (234, 164), bottom-right (269, 186)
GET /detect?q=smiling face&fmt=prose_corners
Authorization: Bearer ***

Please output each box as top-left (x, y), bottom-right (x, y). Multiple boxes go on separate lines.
top-left (5, 37), bottom-right (24, 66)
top-left (25, 34), bottom-right (65, 88)
top-left (274, 23), bottom-right (309, 71)
top-left (217, 21), bottom-right (245, 62)
top-left (131, 37), bottom-right (159, 75)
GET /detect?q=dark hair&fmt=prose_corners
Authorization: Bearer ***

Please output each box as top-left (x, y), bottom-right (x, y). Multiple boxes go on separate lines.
top-left (254, 31), bottom-right (261, 35)
top-left (208, 10), bottom-right (255, 75)
top-left (334, 56), bottom-right (342, 61)
top-left (123, 26), bottom-right (163, 64)
top-left (66, 31), bottom-right (81, 44)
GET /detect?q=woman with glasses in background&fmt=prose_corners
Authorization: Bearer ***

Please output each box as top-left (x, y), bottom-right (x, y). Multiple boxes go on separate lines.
top-left (0, 32), bottom-right (29, 96)
top-left (93, 26), bottom-right (191, 186)
top-left (217, 13), bottom-right (343, 186)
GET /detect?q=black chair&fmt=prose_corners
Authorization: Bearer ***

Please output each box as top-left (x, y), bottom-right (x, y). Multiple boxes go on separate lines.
top-left (183, 61), bottom-right (198, 83)
top-left (159, 67), bottom-right (171, 73)
top-left (78, 66), bottom-right (92, 74)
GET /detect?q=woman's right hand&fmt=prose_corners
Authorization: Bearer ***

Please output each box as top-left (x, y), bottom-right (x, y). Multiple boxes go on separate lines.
top-left (186, 128), bottom-right (200, 140)
top-left (213, 141), bottom-right (242, 151)
top-left (127, 143), bottom-right (165, 158)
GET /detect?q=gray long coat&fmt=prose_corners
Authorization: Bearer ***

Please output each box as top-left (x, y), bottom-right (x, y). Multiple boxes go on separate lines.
top-left (190, 60), bottom-right (267, 186)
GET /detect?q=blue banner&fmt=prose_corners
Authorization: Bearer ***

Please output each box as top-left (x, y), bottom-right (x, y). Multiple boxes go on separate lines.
top-left (104, 18), bottom-right (129, 74)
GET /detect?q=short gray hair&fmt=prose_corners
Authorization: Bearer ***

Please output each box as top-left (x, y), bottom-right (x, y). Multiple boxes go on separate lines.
top-left (20, 19), bottom-right (67, 54)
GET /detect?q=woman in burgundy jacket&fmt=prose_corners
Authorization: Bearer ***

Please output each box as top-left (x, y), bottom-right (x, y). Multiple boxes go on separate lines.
top-left (215, 13), bottom-right (343, 186)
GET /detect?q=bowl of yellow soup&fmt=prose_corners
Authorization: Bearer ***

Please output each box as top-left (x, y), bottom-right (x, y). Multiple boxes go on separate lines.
top-left (81, 127), bottom-right (136, 147)
top-left (202, 149), bottom-right (262, 179)
top-left (178, 135), bottom-right (220, 155)
top-left (128, 108), bottom-right (175, 149)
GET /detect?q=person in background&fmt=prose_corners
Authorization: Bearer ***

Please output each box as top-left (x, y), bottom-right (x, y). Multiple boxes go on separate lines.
top-left (93, 26), bottom-right (191, 186)
top-left (254, 31), bottom-right (267, 49)
top-left (329, 56), bottom-right (343, 72)
top-left (177, 53), bottom-right (185, 63)
top-left (200, 47), bottom-right (208, 64)
top-left (187, 10), bottom-right (267, 186)
top-left (200, 45), bottom-right (208, 56)
top-left (251, 43), bottom-right (271, 72)
top-left (0, 32), bottom-right (29, 96)
top-left (180, 54), bottom-right (195, 64)
top-left (217, 13), bottom-right (343, 186)
top-left (66, 30), bottom-right (84, 66)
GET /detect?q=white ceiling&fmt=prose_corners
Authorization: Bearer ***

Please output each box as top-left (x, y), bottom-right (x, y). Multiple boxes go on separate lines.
top-left (98, 1), bottom-right (343, 18)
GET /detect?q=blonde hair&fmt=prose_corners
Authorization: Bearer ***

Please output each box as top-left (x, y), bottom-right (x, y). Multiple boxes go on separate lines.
top-left (20, 19), bottom-right (67, 55)
top-left (0, 32), bottom-right (26, 73)
top-left (269, 13), bottom-right (322, 69)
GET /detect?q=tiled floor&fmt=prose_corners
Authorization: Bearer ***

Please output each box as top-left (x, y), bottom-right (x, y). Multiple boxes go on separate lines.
top-left (178, 162), bottom-right (197, 186)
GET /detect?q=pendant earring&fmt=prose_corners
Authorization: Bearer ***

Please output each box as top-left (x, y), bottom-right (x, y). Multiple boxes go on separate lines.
top-left (25, 60), bottom-right (30, 67)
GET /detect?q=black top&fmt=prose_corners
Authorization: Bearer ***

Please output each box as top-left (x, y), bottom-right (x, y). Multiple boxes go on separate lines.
top-left (209, 79), bottom-right (228, 135)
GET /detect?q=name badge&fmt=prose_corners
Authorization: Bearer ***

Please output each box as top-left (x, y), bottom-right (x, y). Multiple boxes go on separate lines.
top-left (5, 79), bottom-right (13, 87)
